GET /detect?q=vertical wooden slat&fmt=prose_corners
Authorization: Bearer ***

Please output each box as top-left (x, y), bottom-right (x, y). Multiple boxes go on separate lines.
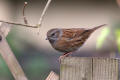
top-left (60, 57), bottom-right (92, 80)
top-left (60, 57), bottom-right (119, 80)
top-left (93, 58), bottom-right (119, 80)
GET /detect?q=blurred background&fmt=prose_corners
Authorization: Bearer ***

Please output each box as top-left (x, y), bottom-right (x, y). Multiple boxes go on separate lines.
top-left (0, 0), bottom-right (120, 80)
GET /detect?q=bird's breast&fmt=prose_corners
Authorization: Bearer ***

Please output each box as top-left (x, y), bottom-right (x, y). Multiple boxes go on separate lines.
top-left (52, 38), bottom-right (83, 52)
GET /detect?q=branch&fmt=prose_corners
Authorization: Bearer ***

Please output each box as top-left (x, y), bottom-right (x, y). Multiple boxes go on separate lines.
top-left (38, 0), bottom-right (52, 26)
top-left (0, 0), bottom-right (52, 29)
top-left (0, 20), bottom-right (38, 28)
top-left (0, 22), bottom-right (28, 80)
top-left (37, 0), bottom-right (52, 34)
top-left (23, 2), bottom-right (28, 24)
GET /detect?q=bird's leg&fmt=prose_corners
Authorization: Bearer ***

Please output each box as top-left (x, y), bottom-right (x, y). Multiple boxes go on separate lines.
top-left (63, 52), bottom-right (73, 57)
top-left (59, 52), bottom-right (72, 62)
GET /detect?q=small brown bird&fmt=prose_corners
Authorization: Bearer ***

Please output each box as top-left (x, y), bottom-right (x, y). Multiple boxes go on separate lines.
top-left (46, 24), bottom-right (106, 61)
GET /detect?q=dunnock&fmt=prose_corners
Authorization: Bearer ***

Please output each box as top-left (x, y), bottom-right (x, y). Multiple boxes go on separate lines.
top-left (46, 24), bottom-right (106, 61)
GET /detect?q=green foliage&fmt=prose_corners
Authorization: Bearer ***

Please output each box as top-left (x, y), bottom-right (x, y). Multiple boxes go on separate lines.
top-left (0, 55), bottom-right (14, 80)
top-left (96, 27), bottom-right (110, 49)
top-left (25, 57), bottom-right (49, 80)
top-left (6, 29), bottom-right (24, 57)
top-left (96, 23), bottom-right (120, 53)
top-left (115, 29), bottom-right (120, 52)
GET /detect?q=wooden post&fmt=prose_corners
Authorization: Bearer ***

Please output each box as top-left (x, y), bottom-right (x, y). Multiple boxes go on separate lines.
top-left (60, 57), bottom-right (119, 80)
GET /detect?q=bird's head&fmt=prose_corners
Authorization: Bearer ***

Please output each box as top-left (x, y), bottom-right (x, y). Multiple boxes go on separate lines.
top-left (46, 28), bottom-right (62, 44)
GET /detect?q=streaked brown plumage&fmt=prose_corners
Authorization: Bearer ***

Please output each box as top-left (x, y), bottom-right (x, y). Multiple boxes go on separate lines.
top-left (46, 24), bottom-right (106, 61)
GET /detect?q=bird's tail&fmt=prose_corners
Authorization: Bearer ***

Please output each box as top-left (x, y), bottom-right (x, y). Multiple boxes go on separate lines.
top-left (92, 24), bottom-right (107, 31)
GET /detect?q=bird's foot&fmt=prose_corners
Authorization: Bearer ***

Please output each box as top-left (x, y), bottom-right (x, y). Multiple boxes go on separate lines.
top-left (59, 52), bottom-right (72, 63)
top-left (59, 55), bottom-right (65, 63)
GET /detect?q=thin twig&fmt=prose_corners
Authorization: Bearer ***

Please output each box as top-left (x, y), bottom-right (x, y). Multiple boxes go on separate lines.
top-left (37, 0), bottom-right (52, 34)
top-left (0, 20), bottom-right (38, 28)
top-left (0, 0), bottom-right (52, 29)
top-left (38, 0), bottom-right (52, 26)
top-left (23, 2), bottom-right (28, 24)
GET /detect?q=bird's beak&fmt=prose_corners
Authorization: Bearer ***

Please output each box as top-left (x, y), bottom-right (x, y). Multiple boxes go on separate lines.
top-left (46, 37), bottom-right (48, 40)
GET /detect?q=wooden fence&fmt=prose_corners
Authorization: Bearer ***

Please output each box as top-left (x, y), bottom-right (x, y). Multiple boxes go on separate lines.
top-left (60, 57), bottom-right (119, 80)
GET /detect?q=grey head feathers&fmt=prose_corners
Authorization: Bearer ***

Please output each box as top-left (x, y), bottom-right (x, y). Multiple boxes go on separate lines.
top-left (47, 28), bottom-right (62, 44)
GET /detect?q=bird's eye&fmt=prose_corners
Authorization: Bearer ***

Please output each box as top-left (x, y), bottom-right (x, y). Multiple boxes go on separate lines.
top-left (51, 33), bottom-right (56, 37)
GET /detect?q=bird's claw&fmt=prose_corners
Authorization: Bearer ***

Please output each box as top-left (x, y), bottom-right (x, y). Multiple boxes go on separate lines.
top-left (59, 55), bottom-right (65, 63)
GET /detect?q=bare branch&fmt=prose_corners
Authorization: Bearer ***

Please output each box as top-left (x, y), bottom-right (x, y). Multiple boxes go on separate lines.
top-left (0, 20), bottom-right (38, 28)
top-left (38, 0), bottom-right (52, 26)
top-left (37, 0), bottom-right (52, 34)
top-left (0, 0), bottom-right (52, 29)
top-left (23, 2), bottom-right (28, 24)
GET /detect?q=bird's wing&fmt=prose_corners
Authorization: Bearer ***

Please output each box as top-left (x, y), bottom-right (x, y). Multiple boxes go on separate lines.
top-left (62, 28), bottom-right (90, 41)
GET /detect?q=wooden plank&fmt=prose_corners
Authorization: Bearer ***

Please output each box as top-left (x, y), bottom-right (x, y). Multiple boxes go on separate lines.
top-left (45, 71), bottom-right (59, 80)
top-left (0, 23), bottom-right (28, 80)
top-left (93, 58), bottom-right (119, 80)
top-left (60, 57), bottom-right (119, 80)
top-left (60, 57), bottom-right (92, 80)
